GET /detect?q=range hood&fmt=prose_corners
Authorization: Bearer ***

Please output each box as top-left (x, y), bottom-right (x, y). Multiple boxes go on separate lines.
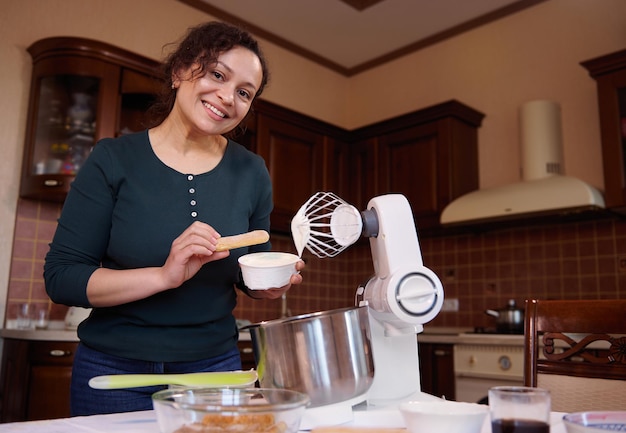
top-left (440, 100), bottom-right (605, 226)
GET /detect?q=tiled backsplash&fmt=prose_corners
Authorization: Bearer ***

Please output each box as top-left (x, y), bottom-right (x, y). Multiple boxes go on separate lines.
top-left (6, 199), bottom-right (626, 327)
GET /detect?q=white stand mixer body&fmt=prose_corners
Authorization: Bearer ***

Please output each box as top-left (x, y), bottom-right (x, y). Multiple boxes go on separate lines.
top-left (291, 192), bottom-right (445, 426)
top-left (359, 194), bottom-right (444, 406)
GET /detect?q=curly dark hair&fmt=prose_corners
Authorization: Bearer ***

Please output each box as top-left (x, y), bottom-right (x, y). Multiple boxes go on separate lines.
top-left (146, 21), bottom-right (270, 138)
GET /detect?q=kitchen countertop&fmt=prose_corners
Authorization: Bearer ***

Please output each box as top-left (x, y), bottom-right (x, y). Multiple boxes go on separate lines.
top-left (1, 321), bottom-right (79, 341)
top-left (1, 321), bottom-right (251, 342)
top-left (419, 326), bottom-right (525, 346)
top-left (1, 324), bottom-right (522, 345)
top-left (423, 326), bottom-right (474, 335)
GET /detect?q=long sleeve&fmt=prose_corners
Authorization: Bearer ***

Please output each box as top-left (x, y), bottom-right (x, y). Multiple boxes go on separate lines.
top-left (44, 134), bottom-right (120, 307)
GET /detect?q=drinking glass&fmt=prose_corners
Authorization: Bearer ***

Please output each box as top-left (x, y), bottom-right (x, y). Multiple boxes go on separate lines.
top-left (489, 386), bottom-right (551, 433)
top-left (16, 303), bottom-right (32, 329)
top-left (35, 306), bottom-right (50, 329)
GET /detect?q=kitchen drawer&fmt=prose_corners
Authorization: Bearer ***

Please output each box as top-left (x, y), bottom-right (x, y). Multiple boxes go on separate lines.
top-left (28, 341), bottom-right (77, 365)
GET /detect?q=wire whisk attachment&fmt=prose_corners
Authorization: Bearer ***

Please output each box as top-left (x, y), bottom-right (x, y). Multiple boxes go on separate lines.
top-left (291, 192), bottom-right (363, 258)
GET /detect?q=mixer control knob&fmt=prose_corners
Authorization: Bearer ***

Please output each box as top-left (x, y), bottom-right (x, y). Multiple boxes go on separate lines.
top-left (395, 272), bottom-right (438, 316)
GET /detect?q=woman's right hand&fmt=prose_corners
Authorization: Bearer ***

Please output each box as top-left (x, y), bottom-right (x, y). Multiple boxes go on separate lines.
top-left (160, 221), bottom-right (230, 289)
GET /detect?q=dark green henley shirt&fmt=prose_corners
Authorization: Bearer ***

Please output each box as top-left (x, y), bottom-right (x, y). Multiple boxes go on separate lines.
top-left (44, 130), bottom-right (272, 362)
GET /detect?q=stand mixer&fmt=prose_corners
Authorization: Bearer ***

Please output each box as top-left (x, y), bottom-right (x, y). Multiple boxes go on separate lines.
top-left (291, 192), bottom-right (445, 426)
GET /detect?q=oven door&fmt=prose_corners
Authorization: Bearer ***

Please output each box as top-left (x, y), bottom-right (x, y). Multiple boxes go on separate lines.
top-left (453, 343), bottom-right (524, 403)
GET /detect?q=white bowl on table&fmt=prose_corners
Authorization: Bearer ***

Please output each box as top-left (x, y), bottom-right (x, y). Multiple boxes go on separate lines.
top-left (563, 411), bottom-right (626, 433)
top-left (399, 400), bottom-right (488, 433)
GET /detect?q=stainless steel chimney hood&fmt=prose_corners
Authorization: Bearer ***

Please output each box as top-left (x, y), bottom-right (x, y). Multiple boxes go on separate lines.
top-left (440, 100), bottom-right (605, 226)
top-left (440, 174), bottom-right (605, 225)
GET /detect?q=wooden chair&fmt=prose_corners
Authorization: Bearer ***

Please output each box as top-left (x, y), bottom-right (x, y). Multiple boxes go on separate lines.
top-left (524, 299), bottom-right (626, 412)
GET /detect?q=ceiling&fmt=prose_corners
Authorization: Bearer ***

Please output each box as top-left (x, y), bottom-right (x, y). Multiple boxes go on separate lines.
top-left (179, 0), bottom-right (547, 76)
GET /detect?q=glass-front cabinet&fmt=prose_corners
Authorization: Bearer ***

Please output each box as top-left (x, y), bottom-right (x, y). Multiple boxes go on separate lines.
top-left (582, 49), bottom-right (626, 214)
top-left (20, 37), bottom-right (161, 202)
top-left (31, 75), bottom-right (99, 177)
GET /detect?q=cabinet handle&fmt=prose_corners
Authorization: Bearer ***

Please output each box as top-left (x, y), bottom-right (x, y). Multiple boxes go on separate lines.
top-left (43, 179), bottom-right (63, 187)
top-left (49, 349), bottom-right (72, 357)
top-left (241, 348), bottom-right (253, 354)
top-left (433, 349), bottom-right (450, 357)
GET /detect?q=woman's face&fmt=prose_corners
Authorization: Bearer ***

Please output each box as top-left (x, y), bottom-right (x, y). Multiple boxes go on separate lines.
top-left (172, 46), bottom-right (263, 137)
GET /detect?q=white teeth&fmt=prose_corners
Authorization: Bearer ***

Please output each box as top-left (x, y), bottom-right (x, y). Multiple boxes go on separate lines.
top-left (203, 102), bottom-right (225, 118)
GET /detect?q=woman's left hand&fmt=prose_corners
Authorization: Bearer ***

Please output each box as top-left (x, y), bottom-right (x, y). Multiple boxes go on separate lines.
top-left (247, 259), bottom-right (305, 300)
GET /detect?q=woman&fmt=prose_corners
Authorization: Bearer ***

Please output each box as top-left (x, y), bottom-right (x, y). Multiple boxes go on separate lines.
top-left (44, 21), bottom-right (304, 416)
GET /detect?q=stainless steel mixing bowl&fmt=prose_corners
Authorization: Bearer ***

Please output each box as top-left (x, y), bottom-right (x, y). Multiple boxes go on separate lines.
top-left (244, 306), bottom-right (375, 407)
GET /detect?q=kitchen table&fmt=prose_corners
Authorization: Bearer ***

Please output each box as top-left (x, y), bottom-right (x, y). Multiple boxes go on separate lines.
top-left (0, 409), bottom-right (568, 432)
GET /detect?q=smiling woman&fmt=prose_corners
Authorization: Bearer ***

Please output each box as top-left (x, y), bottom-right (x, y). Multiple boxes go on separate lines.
top-left (43, 21), bottom-right (304, 417)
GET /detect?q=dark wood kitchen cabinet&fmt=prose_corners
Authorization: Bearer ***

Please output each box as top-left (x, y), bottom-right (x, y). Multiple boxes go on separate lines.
top-left (253, 100), bottom-right (352, 233)
top-left (582, 49), bottom-right (626, 214)
top-left (0, 338), bottom-right (78, 422)
top-left (20, 37), bottom-right (160, 202)
top-left (419, 342), bottom-right (455, 400)
top-left (354, 100), bottom-right (484, 231)
top-left (250, 99), bottom-right (483, 233)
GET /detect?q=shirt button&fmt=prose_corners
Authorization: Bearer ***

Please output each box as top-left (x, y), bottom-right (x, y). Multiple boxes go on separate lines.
top-left (187, 175), bottom-right (194, 181)
top-left (189, 188), bottom-right (195, 194)
top-left (190, 200), bottom-right (197, 206)
top-left (191, 211), bottom-right (198, 218)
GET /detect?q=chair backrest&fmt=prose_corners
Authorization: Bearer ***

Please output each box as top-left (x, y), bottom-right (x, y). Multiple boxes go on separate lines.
top-left (524, 299), bottom-right (626, 412)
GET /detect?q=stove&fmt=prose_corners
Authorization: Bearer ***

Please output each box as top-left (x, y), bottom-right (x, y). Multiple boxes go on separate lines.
top-left (453, 331), bottom-right (525, 403)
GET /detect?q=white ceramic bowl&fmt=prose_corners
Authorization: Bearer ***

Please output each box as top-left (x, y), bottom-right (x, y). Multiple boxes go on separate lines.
top-left (238, 252), bottom-right (299, 290)
top-left (400, 400), bottom-right (488, 433)
top-left (563, 411), bottom-right (626, 433)
top-left (152, 387), bottom-right (310, 433)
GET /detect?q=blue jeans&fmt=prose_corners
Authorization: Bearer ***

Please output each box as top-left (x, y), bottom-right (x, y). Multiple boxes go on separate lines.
top-left (70, 343), bottom-right (242, 416)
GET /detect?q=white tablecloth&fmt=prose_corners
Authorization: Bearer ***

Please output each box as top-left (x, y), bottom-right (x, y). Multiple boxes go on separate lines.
top-left (0, 409), bottom-right (567, 432)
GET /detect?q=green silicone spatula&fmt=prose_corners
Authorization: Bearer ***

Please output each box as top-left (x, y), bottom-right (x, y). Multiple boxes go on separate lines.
top-left (88, 370), bottom-right (258, 389)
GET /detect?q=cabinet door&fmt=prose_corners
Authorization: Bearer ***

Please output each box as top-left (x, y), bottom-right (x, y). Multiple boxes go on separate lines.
top-left (599, 74), bottom-right (626, 210)
top-left (350, 138), bottom-right (378, 212)
top-left (419, 342), bottom-right (455, 400)
top-left (257, 114), bottom-right (325, 233)
top-left (27, 364), bottom-right (73, 420)
top-left (355, 100), bottom-right (482, 232)
top-left (20, 56), bottom-right (120, 202)
top-left (0, 339), bottom-right (28, 422)
top-left (27, 341), bottom-right (76, 421)
top-left (0, 339), bottom-right (77, 422)
top-left (377, 123), bottom-right (440, 228)
top-left (117, 68), bottom-right (160, 135)
top-left (582, 49), bottom-right (626, 212)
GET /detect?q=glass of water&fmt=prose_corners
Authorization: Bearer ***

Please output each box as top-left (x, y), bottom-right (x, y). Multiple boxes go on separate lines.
top-left (17, 303), bottom-right (32, 329)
